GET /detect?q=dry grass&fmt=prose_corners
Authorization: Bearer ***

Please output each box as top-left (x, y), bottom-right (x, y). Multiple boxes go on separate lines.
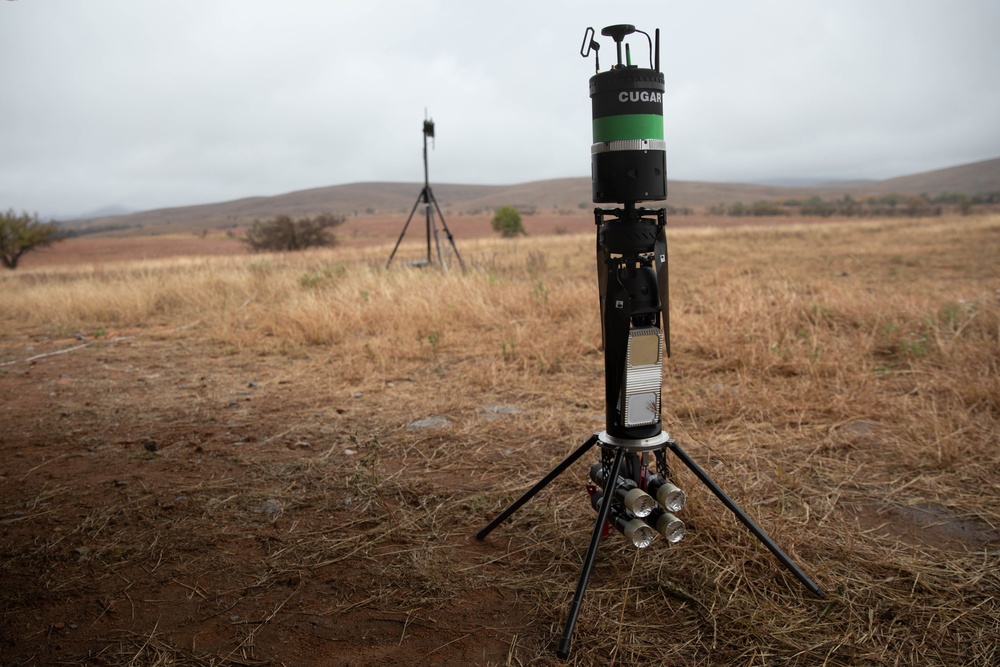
top-left (1, 214), bottom-right (998, 665)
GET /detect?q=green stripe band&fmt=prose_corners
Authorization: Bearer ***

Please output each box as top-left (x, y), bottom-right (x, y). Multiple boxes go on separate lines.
top-left (592, 114), bottom-right (664, 143)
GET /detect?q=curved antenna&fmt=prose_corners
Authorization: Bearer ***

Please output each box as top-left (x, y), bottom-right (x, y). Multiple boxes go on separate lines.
top-left (635, 29), bottom-right (654, 69)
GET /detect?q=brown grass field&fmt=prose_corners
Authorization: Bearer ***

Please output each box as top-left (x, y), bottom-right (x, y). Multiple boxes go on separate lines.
top-left (1, 214), bottom-right (998, 666)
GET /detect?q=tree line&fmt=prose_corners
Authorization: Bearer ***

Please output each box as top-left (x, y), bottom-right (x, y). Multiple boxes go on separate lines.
top-left (706, 192), bottom-right (1000, 218)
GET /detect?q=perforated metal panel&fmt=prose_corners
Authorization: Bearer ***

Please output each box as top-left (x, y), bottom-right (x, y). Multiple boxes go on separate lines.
top-left (622, 327), bottom-right (663, 427)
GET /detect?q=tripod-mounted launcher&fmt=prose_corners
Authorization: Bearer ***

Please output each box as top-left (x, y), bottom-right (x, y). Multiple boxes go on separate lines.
top-left (476, 24), bottom-right (825, 659)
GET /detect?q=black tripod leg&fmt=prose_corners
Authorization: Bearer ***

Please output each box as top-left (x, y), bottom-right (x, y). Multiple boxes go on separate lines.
top-left (476, 434), bottom-right (599, 541)
top-left (556, 446), bottom-right (625, 659)
top-left (386, 195), bottom-right (423, 269)
top-left (429, 189), bottom-right (466, 272)
top-left (667, 440), bottom-right (826, 599)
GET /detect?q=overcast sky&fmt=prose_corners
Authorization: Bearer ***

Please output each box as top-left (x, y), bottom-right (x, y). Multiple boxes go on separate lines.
top-left (3, 0), bottom-right (999, 217)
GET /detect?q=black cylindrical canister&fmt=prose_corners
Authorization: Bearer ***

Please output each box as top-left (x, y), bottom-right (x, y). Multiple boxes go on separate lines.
top-left (590, 67), bottom-right (667, 203)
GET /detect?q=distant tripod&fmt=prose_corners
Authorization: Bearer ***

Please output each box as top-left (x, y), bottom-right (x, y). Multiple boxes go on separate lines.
top-left (386, 118), bottom-right (464, 271)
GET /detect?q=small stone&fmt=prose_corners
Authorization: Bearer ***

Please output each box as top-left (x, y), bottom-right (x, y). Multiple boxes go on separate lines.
top-left (343, 448), bottom-right (357, 456)
top-left (258, 498), bottom-right (281, 517)
top-left (407, 417), bottom-right (450, 430)
top-left (843, 420), bottom-right (877, 437)
top-left (142, 440), bottom-right (159, 452)
top-left (248, 381), bottom-right (260, 388)
top-left (351, 392), bottom-right (363, 399)
top-left (478, 405), bottom-right (522, 419)
top-left (54, 621), bottom-right (66, 630)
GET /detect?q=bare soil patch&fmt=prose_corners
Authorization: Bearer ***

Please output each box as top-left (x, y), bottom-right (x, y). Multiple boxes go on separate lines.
top-left (27, 212), bottom-right (851, 271)
top-left (23, 213), bottom-right (564, 270)
top-left (19, 236), bottom-right (248, 270)
top-left (1, 335), bottom-right (534, 665)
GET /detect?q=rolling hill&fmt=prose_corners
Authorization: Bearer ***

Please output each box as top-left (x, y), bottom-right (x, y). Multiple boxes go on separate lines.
top-left (66, 156), bottom-right (1000, 236)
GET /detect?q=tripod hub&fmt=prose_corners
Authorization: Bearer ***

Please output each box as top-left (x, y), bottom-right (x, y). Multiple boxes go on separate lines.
top-left (597, 429), bottom-right (669, 452)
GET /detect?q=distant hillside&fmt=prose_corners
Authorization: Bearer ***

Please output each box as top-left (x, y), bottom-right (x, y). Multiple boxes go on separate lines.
top-left (861, 157), bottom-right (1000, 196)
top-left (65, 156), bottom-right (1000, 236)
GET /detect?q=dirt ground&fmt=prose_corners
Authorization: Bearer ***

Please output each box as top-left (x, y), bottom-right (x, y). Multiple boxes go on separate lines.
top-left (1, 330), bottom-right (547, 666)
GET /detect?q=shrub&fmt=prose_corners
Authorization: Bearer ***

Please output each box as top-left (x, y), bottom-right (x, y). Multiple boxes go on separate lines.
top-left (243, 213), bottom-right (345, 252)
top-left (490, 206), bottom-right (526, 238)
